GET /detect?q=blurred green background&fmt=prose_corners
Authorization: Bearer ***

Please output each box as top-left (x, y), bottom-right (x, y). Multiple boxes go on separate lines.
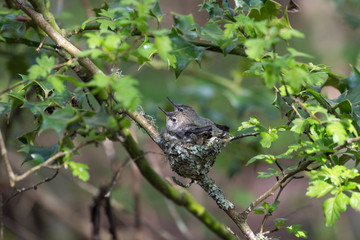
top-left (1, 0), bottom-right (360, 239)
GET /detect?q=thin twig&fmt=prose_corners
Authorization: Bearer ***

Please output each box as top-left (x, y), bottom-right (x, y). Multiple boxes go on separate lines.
top-left (0, 130), bottom-right (16, 186)
top-left (260, 175), bottom-right (299, 233)
top-left (225, 132), bottom-right (259, 143)
top-left (334, 137), bottom-right (360, 150)
top-left (0, 80), bottom-right (27, 96)
top-left (0, 128), bottom-right (93, 187)
top-left (273, 86), bottom-right (303, 120)
top-left (35, 34), bottom-right (48, 52)
top-left (1, 169), bottom-right (59, 208)
top-left (14, 140), bottom-right (93, 183)
top-left (291, 96), bottom-right (321, 122)
top-left (241, 160), bottom-right (315, 220)
top-left (3, 37), bottom-right (57, 51)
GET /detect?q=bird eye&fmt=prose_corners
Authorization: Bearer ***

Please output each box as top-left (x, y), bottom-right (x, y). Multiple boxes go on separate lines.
top-left (179, 108), bottom-right (183, 112)
top-left (171, 118), bottom-right (176, 122)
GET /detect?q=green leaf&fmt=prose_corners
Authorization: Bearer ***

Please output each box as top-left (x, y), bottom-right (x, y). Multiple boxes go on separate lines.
top-left (111, 75), bottom-right (141, 111)
top-left (173, 13), bottom-right (198, 40)
top-left (286, 224), bottom-right (308, 238)
top-left (244, 38), bottom-right (269, 60)
top-left (247, 154), bottom-right (276, 166)
top-left (257, 168), bottom-right (277, 179)
top-left (40, 106), bottom-right (77, 136)
top-left (150, 1), bottom-right (165, 22)
top-left (84, 32), bottom-right (104, 48)
top-left (287, 47), bottom-right (312, 59)
top-left (27, 54), bottom-right (55, 80)
top-left (323, 192), bottom-right (350, 226)
top-left (200, 22), bottom-right (224, 46)
top-left (326, 120), bottom-right (347, 145)
top-left (306, 180), bottom-right (334, 198)
top-left (20, 143), bottom-right (59, 165)
top-left (154, 34), bottom-right (175, 67)
top-left (83, 105), bottom-right (118, 130)
top-left (283, 67), bottom-right (308, 92)
top-left (248, 0), bottom-right (282, 20)
top-left (238, 116), bottom-right (260, 131)
top-left (47, 75), bottom-right (66, 93)
top-left (350, 192), bottom-right (360, 212)
top-left (68, 161), bottom-right (90, 181)
top-left (17, 131), bottom-right (37, 145)
top-left (334, 99), bottom-right (353, 114)
top-left (274, 218), bottom-right (287, 228)
top-left (136, 36), bottom-right (156, 64)
top-left (81, 16), bottom-right (97, 30)
top-left (168, 28), bottom-right (205, 77)
top-left (76, 49), bottom-right (104, 59)
top-left (259, 130), bottom-right (278, 148)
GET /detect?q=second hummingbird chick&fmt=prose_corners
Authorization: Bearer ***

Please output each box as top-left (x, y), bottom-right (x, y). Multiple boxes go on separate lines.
top-left (166, 97), bottom-right (230, 137)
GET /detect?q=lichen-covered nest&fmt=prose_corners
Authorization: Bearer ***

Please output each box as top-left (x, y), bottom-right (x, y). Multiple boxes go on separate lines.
top-left (160, 133), bottom-right (226, 180)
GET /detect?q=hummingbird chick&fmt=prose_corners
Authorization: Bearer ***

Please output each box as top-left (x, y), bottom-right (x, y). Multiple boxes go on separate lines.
top-left (159, 97), bottom-right (230, 142)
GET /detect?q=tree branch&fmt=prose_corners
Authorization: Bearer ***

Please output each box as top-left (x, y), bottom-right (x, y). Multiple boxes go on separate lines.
top-left (14, 0), bottom-right (102, 76)
top-left (240, 160), bottom-right (314, 220)
top-left (3, 37), bottom-right (57, 51)
top-left (0, 127), bottom-right (93, 187)
top-left (225, 132), bottom-right (259, 143)
top-left (1, 169), bottom-right (59, 207)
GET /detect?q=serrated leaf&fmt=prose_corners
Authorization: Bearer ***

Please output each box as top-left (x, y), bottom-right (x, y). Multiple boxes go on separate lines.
top-left (150, 1), bottom-right (165, 21)
top-left (350, 192), bottom-right (360, 212)
top-left (326, 120), bottom-right (347, 145)
top-left (17, 131), bottom-right (37, 145)
top-left (259, 131), bottom-right (278, 148)
top-left (47, 75), bottom-right (65, 93)
top-left (111, 75), bottom-right (141, 111)
top-left (323, 192), bottom-right (349, 226)
top-left (168, 28), bottom-right (205, 77)
top-left (154, 34), bottom-right (175, 67)
top-left (200, 22), bottom-right (224, 45)
top-left (238, 116), bottom-right (260, 131)
top-left (28, 54), bottom-right (55, 80)
top-left (68, 161), bottom-right (90, 181)
top-left (283, 67), bottom-right (308, 92)
top-left (248, 0), bottom-right (282, 20)
top-left (244, 38), bottom-right (269, 60)
top-left (173, 13), bottom-right (198, 40)
top-left (306, 180), bottom-right (334, 198)
top-left (286, 224), bottom-right (308, 239)
top-left (40, 106), bottom-right (77, 135)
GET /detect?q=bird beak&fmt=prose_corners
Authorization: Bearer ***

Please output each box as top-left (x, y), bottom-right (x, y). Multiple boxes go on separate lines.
top-left (166, 97), bottom-right (179, 109)
top-left (158, 106), bottom-right (173, 116)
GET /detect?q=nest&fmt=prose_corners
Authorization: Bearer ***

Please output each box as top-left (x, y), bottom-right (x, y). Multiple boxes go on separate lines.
top-left (160, 133), bottom-right (225, 180)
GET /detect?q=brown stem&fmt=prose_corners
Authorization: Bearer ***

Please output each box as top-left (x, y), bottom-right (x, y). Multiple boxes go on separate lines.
top-left (35, 33), bottom-right (48, 51)
top-left (14, 0), bottom-right (102, 76)
top-left (241, 160), bottom-right (314, 220)
top-left (225, 132), bottom-right (259, 143)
